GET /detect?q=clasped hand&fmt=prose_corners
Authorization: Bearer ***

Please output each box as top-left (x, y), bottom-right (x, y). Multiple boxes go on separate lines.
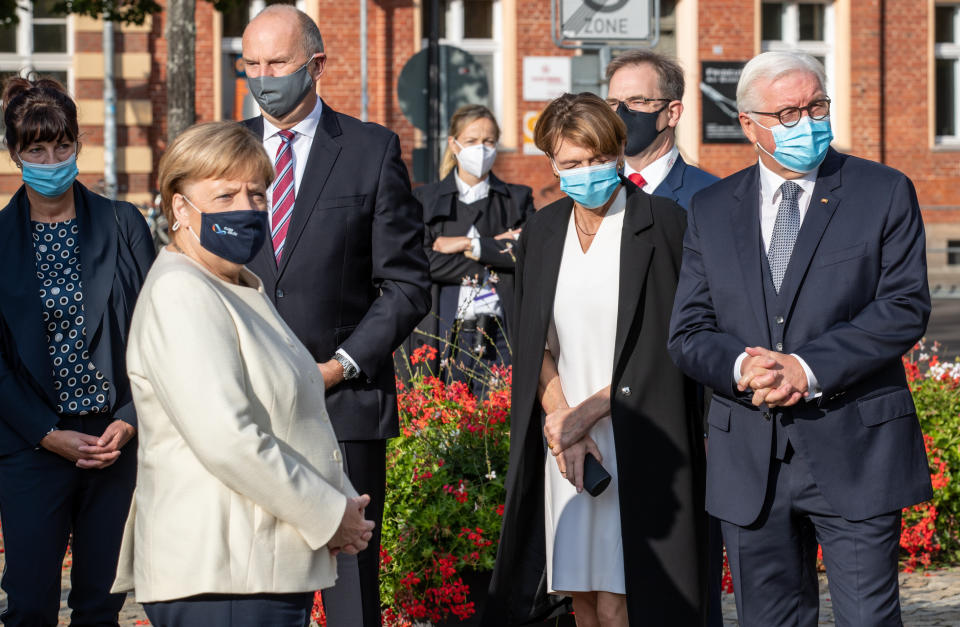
top-left (328, 494), bottom-right (376, 556)
top-left (737, 346), bottom-right (808, 407)
top-left (41, 419), bottom-right (137, 469)
top-left (544, 406), bottom-right (599, 494)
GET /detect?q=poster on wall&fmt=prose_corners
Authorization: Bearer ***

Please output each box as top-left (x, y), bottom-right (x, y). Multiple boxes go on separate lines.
top-left (700, 62), bottom-right (749, 144)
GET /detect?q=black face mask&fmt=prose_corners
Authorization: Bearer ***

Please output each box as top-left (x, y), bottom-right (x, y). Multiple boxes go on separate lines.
top-left (617, 101), bottom-right (669, 157)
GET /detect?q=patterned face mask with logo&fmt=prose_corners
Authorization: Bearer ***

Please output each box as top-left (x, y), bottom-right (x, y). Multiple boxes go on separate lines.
top-left (179, 195), bottom-right (268, 265)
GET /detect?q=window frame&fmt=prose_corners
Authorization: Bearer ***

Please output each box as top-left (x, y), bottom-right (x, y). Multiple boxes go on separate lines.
top-left (935, 4), bottom-right (960, 145)
top-left (438, 0), bottom-right (503, 124)
top-left (0, 2), bottom-right (73, 91)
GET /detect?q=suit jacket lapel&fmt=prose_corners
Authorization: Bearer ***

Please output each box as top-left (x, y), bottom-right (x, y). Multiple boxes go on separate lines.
top-left (776, 149), bottom-right (844, 313)
top-left (0, 189), bottom-right (55, 399)
top-left (654, 155), bottom-right (686, 202)
top-left (243, 116), bottom-right (280, 277)
top-left (277, 101), bottom-right (343, 277)
top-left (731, 165), bottom-right (770, 342)
top-left (77, 185), bottom-right (116, 350)
top-left (537, 200), bottom-right (572, 330)
top-left (613, 186), bottom-right (655, 372)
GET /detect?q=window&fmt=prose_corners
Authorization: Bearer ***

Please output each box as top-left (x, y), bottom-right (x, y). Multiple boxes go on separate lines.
top-left (422, 0), bottom-right (502, 122)
top-left (936, 5), bottom-right (960, 142)
top-left (949, 239), bottom-right (960, 265)
top-left (761, 1), bottom-right (835, 103)
top-left (0, 0), bottom-right (71, 88)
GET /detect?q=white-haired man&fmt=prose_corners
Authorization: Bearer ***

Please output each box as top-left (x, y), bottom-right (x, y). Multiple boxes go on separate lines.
top-left (669, 51), bottom-right (931, 625)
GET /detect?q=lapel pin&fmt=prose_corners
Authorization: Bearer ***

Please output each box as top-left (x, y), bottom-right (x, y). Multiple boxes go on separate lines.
top-left (820, 198), bottom-right (829, 204)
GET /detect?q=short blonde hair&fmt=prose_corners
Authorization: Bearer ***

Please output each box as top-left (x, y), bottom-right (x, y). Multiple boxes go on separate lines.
top-left (533, 92), bottom-right (625, 159)
top-left (439, 104), bottom-right (500, 179)
top-left (158, 121), bottom-right (275, 225)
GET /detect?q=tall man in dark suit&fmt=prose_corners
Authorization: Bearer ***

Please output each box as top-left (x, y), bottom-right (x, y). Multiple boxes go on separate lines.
top-left (241, 6), bottom-right (431, 626)
top-left (669, 51), bottom-right (932, 626)
top-left (605, 50), bottom-right (718, 209)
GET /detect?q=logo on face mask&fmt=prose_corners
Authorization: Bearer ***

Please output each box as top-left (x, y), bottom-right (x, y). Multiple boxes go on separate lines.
top-left (212, 224), bottom-right (239, 237)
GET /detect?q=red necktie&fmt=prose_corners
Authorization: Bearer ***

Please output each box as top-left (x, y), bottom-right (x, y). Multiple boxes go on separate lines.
top-left (628, 172), bottom-right (647, 188)
top-left (271, 129), bottom-right (296, 264)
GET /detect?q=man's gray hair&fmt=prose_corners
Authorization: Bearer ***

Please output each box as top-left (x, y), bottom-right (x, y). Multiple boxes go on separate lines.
top-left (255, 4), bottom-right (324, 56)
top-left (736, 51), bottom-right (826, 113)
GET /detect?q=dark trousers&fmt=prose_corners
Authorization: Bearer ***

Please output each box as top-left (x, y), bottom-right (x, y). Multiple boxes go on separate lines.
top-left (722, 450), bottom-right (903, 627)
top-left (143, 592), bottom-right (313, 627)
top-left (321, 439), bottom-right (387, 627)
top-left (0, 415), bottom-right (136, 627)
top-left (446, 316), bottom-right (510, 398)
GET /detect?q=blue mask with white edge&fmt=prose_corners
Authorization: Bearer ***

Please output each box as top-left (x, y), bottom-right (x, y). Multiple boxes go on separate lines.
top-left (755, 115), bottom-right (834, 174)
top-left (555, 159), bottom-right (621, 209)
top-left (20, 152), bottom-right (79, 198)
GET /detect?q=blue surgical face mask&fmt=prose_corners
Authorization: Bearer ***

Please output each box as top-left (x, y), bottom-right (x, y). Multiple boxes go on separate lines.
top-left (554, 159), bottom-right (621, 209)
top-left (753, 115), bottom-right (833, 174)
top-left (19, 151), bottom-right (79, 198)
top-left (180, 196), bottom-right (268, 265)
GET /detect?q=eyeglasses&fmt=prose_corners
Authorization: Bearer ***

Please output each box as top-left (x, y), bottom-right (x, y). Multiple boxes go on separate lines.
top-left (605, 97), bottom-right (672, 113)
top-left (750, 98), bottom-right (831, 128)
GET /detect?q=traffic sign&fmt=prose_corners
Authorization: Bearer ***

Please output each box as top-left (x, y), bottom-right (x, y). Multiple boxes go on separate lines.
top-left (560, 0), bottom-right (652, 42)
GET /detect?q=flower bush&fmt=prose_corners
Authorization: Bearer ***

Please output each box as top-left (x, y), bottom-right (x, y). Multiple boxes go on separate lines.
top-left (379, 345), bottom-right (511, 626)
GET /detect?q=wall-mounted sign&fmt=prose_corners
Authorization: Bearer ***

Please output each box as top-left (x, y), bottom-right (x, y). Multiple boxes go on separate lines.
top-left (523, 111), bottom-right (544, 155)
top-left (700, 61), bottom-right (749, 144)
top-left (523, 56), bottom-right (572, 102)
top-left (560, 0), bottom-right (652, 41)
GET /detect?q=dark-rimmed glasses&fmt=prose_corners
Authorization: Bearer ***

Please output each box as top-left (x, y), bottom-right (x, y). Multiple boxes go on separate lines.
top-left (605, 97), bottom-right (672, 113)
top-left (750, 98), bottom-right (831, 127)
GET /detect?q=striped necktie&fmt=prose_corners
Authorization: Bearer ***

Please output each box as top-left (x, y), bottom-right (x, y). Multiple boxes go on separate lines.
top-left (271, 129), bottom-right (296, 264)
top-left (767, 180), bottom-right (802, 293)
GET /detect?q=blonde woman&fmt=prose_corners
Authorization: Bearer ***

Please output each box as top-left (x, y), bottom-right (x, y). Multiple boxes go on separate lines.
top-left (485, 93), bottom-right (707, 626)
top-left (112, 121), bottom-right (374, 626)
top-left (406, 105), bottom-right (534, 392)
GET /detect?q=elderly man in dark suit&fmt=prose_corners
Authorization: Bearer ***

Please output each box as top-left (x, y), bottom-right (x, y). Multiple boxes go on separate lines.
top-left (605, 50), bottom-right (718, 209)
top-left (669, 51), bottom-right (931, 626)
top-left (241, 6), bottom-right (430, 626)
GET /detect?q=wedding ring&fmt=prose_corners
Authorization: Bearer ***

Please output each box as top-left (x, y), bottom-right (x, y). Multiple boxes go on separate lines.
top-left (548, 441), bottom-right (555, 450)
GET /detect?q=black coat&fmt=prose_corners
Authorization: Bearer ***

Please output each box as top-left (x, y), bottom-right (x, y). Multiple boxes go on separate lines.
top-left (244, 102), bottom-right (431, 441)
top-left (0, 183), bottom-right (155, 455)
top-left (484, 182), bottom-right (707, 626)
top-left (402, 171), bottom-right (534, 365)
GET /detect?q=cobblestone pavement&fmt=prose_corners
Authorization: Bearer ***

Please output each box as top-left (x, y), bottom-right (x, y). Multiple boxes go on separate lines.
top-left (721, 569), bottom-right (960, 626)
top-left (0, 553), bottom-right (956, 625)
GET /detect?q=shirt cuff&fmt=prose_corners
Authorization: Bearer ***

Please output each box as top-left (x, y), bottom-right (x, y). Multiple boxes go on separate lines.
top-left (733, 351), bottom-right (748, 383)
top-left (335, 348), bottom-right (361, 376)
top-left (470, 236), bottom-right (481, 258)
top-left (791, 353), bottom-right (822, 400)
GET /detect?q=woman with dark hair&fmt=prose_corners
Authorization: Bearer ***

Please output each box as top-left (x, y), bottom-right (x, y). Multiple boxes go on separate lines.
top-left (405, 104), bottom-right (534, 394)
top-left (485, 93), bottom-right (707, 626)
top-left (0, 76), bottom-right (154, 625)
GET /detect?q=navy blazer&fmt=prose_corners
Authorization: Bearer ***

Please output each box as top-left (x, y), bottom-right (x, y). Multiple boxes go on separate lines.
top-left (668, 149), bottom-right (932, 524)
top-left (651, 154), bottom-right (719, 210)
top-left (0, 183), bottom-right (155, 455)
top-left (244, 101), bottom-right (431, 441)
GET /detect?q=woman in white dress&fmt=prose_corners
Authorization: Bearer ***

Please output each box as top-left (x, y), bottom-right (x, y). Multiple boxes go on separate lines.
top-left (486, 93), bottom-right (707, 627)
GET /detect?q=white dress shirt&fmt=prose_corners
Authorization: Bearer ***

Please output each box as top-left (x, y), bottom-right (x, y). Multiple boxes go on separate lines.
top-left (624, 145), bottom-right (679, 194)
top-left (733, 158), bottom-right (822, 398)
top-left (453, 171), bottom-right (502, 320)
top-left (262, 97), bottom-right (323, 208)
top-left (259, 99), bottom-right (361, 376)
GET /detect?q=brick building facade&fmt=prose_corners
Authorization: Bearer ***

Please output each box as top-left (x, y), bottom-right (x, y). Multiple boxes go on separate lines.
top-left (4, 0), bottom-right (958, 287)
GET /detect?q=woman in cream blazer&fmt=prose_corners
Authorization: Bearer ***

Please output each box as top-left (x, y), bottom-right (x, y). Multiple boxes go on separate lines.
top-left (112, 122), bottom-right (374, 626)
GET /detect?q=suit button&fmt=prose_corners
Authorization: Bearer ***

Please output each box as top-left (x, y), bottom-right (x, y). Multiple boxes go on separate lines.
top-left (762, 411), bottom-right (771, 420)
top-left (775, 315), bottom-right (784, 325)
top-left (775, 342), bottom-right (783, 351)
top-left (276, 288), bottom-right (285, 298)
top-left (332, 449), bottom-right (342, 462)
top-left (620, 386), bottom-right (632, 397)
